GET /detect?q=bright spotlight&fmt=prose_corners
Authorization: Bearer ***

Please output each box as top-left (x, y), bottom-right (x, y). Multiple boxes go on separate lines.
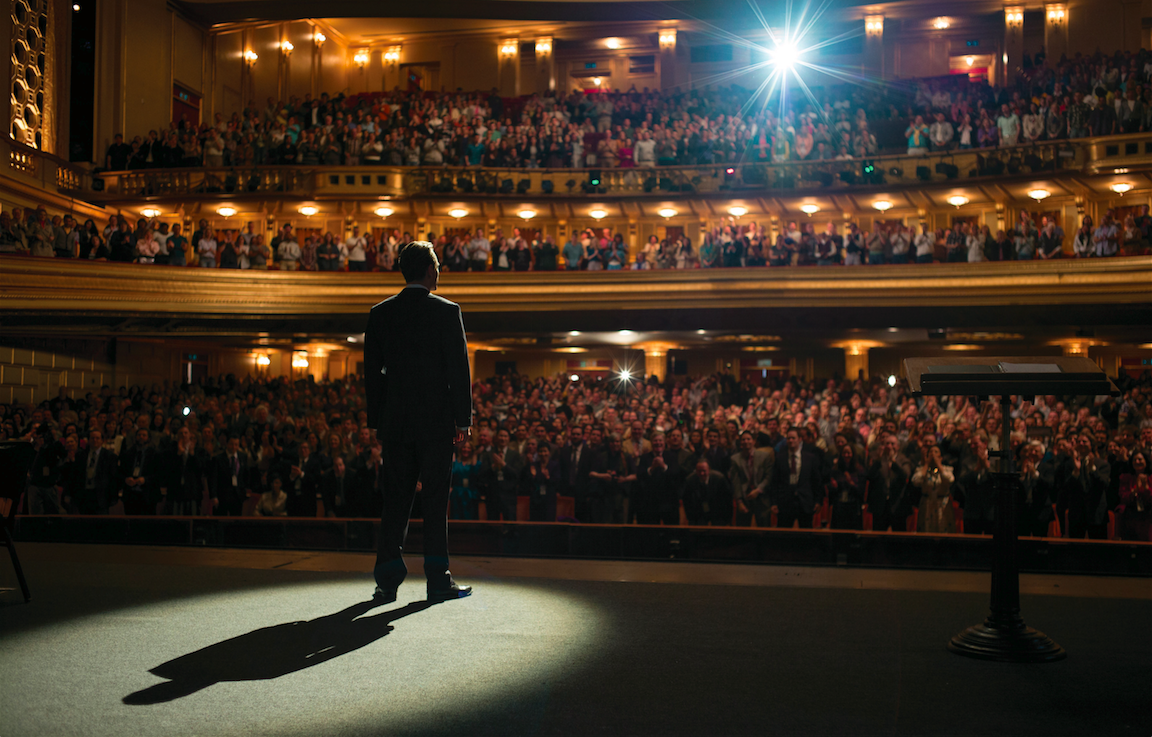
top-left (770, 41), bottom-right (801, 69)
top-left (570, 374), bottom-right (580, 382)
top-left (182, 406), bottom-right (191, 416)
top-left (887, 375), bottom-right (897, 387)
top-left (618, 369), bottom-right (632, 382)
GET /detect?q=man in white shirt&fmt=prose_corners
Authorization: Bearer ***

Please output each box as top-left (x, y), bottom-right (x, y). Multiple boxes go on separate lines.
top-left (634, 131), bottom-right (657, 168)
top-left (929, 112), bottom-right (954, 150)
top-left (468, 227), bottom-right (491, 271)
top-left (278, 235), bottom-right (302, 270)
top-left (344, 225), bottom-right (367, 272)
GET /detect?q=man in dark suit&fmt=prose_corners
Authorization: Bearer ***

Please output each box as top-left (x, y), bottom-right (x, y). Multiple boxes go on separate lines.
top-left (365, 241), bottom-right (473, 603)
top-left (637, 432), bottom-right (686, 525)
top-left (119, 427), bottom-right (160, 515)
top-left (769, 428), bottom-right (821, 528)
top-left (557, 424), bottom-right (594, 521)
top-left (214, 436), bottom-right (253, 516)
top-left (682, 458), bottom-right (732, 525)
top-left (865, 433), bottom-right (911, 532)
top-left (321, 455), bottom-right (353, 517)
top-left (75, 429), bottom-right (119, 514)
top-left (479, 427), bottom-right (522, 521)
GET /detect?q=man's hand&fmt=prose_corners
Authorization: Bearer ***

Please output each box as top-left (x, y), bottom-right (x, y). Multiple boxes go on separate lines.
top-left (738, 501), bottom-right (749, 514)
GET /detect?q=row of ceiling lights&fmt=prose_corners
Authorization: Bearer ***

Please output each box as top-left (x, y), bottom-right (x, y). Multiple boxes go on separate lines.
top-left (138, 181), bottom-right (1137, 221)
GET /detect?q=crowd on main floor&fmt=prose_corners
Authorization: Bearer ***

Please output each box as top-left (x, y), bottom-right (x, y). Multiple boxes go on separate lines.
top-left (7, 367), bottom-right (1151, 542)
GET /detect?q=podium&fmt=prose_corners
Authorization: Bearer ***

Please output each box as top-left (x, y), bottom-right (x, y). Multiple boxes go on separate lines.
top-left (903, 356), bottom-right (1119, 663)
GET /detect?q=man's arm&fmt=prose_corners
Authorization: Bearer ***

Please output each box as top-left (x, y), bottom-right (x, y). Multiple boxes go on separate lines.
top-left (445, 303), bottom-right (473, 431)
top-left (363, 307), bottom-right (384, 431)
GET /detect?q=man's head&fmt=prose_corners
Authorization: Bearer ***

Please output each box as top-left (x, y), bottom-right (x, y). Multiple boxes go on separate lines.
top-left (89, 429), bottom-right (103, 450)
top-left (786, 428), bottom-right (801, 452)
top-left (695, 459), bottom-right (711, 481)
top-left (739, 431), bottom-right (755, 455)
top-left (399, 241), bottom-right (440, 288)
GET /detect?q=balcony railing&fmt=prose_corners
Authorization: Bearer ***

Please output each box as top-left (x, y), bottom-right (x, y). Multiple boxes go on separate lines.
top-left (7, 133), bottom-right (1152, 202)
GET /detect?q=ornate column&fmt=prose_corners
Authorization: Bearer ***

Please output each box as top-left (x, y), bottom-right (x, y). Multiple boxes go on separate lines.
top-left (635, 342), bottom-right (677, 382)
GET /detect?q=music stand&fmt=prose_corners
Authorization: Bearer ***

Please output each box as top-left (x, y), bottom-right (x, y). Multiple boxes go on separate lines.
top-left (903, 356), bottom-right (1119, 662)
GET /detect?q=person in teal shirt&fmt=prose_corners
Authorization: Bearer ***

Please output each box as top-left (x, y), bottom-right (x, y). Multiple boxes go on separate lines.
top-left (450, 442), bottom-right (482, 520)
top-left (562, 236), bottom-right (583, 269)
top-left (904, 115), bottom-right (930, 154)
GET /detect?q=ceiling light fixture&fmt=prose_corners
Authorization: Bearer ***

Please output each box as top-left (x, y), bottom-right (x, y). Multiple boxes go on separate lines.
top-left (589, 208), bottom-right (607, 220)
top-left (298, 205), bottom-right (318, 216)
top-left (933, 17), bottom-right (950, 29)
top-left (872, 200), bottom-right (893, 212)
top-left (449, 208), bottom-right (468, 219)
top-left (374, 206), bottom-right (394, 218)
top-left (657, 208), bottom-right (678, 219)
top-left (947, 195), bottom-right (969, 208)
top-left (141, 207), bottom-right (161, 218)
top-left (1110, 182), bottom-right (1133, 195)
top-left (518, 209), bottom-right (537, 220)
top-left (799, 203), bottom-right (820, 215)
top-left (728, 206), bottom-right (748, 217)
top-left (216, 206), bottom-right (237, 218)
top-left (1027, 188), bottom-right (1051, 201)
top-left (606, 38), bottom-right (621, 49)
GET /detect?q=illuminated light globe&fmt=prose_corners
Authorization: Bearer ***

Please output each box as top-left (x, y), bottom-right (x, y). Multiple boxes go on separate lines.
top-left (217, 206), bottom-right (237, 217)
top-left (1110, 182), bottom-right (1133, 195)
top-left (728, 206), bottom-right (748, 217)
top-left (589, 209), bottom-right (607, 220)
top-left (799, 204), bottom-right (819, 215)
top-left (1027, 189), bottom-right (1050, 201)
top-left (518, 209), bottom-right (537, 220)
top-left (872, 200), bottom-right (893, 212)
top-left (141, 207), bottom-right (161, 218)
top-left (570, 374), bottom-right (579, 382)
top-left (298, 205), bottom-right (318, 216)
top-left (448, 208), bottom-right (468, 219)
top-left (374, 206), bottom-right (394, 218)
top-left (947, 195), bottom-right (969, 208)
top-left (888, 375), bottom-right (897, 387)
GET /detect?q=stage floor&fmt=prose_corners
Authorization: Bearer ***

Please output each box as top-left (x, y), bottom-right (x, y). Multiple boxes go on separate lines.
top-left (1, 544), bottom-right (1149, 736)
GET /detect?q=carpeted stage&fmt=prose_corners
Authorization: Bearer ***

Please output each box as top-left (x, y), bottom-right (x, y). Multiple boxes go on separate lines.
top-left (1, 544), bottom-right (1149, 736)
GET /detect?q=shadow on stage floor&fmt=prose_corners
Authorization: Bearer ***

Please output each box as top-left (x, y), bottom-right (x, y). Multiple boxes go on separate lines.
top-left (123, 600), bottom-right (433, 705)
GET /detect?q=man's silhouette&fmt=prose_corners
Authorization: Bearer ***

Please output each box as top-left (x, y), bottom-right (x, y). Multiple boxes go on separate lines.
top-left (365, 241), bottom-right (473, 603)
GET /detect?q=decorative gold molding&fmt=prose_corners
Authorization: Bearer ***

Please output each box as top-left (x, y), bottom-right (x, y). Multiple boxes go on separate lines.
top-left (2, 257), bottom-right (1149, 318)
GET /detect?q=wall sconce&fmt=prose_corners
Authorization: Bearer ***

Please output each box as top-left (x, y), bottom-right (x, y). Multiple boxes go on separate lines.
top-left (933, 17), bottom-right (950, 30)
top-left (280, 40), bottom-right (294, 55)
top-left (384, 46), bottom-right (401, 64)
top-left (1005, 7), bottom-right (1024, 27)
top-left (865, 15), bottom-right (884, 36)
top-left (255, 354), bottom-right (271, 367)
top-left (243, 49), bottom-right (258, 66)
top-left (291, 352), bottom-right (309, 369)
top-left (354, 49), bottom-right (369, 69)
top-left (658, 29), bottom-right (677, 49)
top-left (1045, 4), bottom-right (1066, 24)
top-left (499, 39), bottom-right (519, 58)
top-left (535, 38), bottom-right (552, 55)
top-left (313, 31), bottom-right (326, 47)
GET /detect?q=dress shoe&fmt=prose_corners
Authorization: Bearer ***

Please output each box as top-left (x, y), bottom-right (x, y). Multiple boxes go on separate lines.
top-left (372, 586), bottom-right (397, 604)
top-left (427, 581), bottom-right (472, 601)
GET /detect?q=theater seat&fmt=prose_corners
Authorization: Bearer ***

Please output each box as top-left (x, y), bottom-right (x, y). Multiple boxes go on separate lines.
top-left (906, 508), bottom-right (918, 532)
top-left (679, 501), bottom-right (688, 526)
top-left (1047, 504), bottom-right (1061, 538)
top-left (952, 500), bottom-right (964, 534)
top-left (1108, 510), bottom-right (1117, 540)
top-left (861, 504), bottom-right (873, 531)
top-left (516, 495), bottom-right (529, 521)
top-left (556, 495), bottom-right (575, 519)
top-left (820, 495), bottom-right (830, 528)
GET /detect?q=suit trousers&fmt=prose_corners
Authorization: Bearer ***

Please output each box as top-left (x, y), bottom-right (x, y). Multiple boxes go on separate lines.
top-left (776, 504), bottom-right (812, 529)
top-left (375, 428), bottom-right (453, 590)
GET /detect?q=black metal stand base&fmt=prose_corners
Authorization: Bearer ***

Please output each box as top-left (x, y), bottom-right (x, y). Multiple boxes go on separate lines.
top-left (948, 620), bottom-right (1066, 663)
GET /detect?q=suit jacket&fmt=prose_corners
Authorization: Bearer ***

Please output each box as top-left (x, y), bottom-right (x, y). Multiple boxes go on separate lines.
top-left (728, 448), bottom-right (774, 505)
top-left (75, 446), bottom-right (119, 509)
top-left (558, 442), bottom-right (595, 498)
top-left (364, 286), bottom-right (472, 438)
top-left (320, 469), bottom-right (354, 517)
top-left (215, 450), bottom-right (254, 505)
top-left (637, 450), bottom-right (686, 504)
top-left (480, 447), bottom-right (522, 498)
top-left (118, 443), bottom-right (161, 501)
top-left (865, 459), bottom-right (910, 517)
top-left (769, 448), bottom-right (822, 515)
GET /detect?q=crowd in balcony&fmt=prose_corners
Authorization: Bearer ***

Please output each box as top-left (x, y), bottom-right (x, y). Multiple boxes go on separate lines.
top-left (6, 366), bottom-right (1150, 542)
top-left (97, 47), bottom-right (1152, 176)
top-left (0, 203), bottom-right (1143, 267)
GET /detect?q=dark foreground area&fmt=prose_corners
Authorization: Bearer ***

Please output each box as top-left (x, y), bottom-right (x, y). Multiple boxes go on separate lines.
top-left (1, 544), bottom-right (1148, 736)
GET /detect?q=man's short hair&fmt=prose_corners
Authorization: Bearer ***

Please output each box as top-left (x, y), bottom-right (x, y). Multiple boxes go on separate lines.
top-left (398, 241), bottom-right (439, 283)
